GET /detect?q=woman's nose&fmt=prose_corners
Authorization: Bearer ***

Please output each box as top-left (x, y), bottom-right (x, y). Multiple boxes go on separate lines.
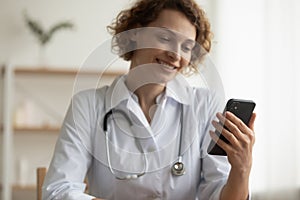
top-left (167, 50), bottom-right (181, 61)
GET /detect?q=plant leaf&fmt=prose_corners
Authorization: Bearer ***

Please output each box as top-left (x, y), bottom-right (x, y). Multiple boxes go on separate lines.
top-left (24, 11), bottom-right (75, 46)
top-left (24, 12), bottom-right (46, 45)
top-left (45, 22), bottom-right (74, 43)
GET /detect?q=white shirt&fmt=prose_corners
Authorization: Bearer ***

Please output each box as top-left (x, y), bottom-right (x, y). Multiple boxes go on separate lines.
top-left (43, 74), bottom-right (230, 200)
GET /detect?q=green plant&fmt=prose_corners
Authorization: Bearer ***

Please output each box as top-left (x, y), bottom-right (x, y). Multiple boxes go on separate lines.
top-left (24, 11), bottom-right (74, 46)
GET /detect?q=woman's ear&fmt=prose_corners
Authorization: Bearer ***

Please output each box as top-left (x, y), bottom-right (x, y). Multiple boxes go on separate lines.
top-left (129, 24), bottom-right (142, 42)
top-left (129, 29), bottom-right (138, 42)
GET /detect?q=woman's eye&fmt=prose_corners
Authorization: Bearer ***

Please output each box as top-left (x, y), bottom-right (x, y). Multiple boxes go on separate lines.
top-left (182, 45), bottom-right (192, 52)
top-left (160, 37), bottom-right (170, 42)
top-left (157, 34), bottom-right (171, 42)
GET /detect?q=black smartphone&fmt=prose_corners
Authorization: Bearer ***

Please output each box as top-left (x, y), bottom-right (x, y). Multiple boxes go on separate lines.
top-left (207, 99), bottom-right (256, 156)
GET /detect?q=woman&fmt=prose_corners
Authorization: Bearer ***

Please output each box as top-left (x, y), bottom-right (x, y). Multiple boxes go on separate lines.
top-left (43, 0), bottom-right (256, 199)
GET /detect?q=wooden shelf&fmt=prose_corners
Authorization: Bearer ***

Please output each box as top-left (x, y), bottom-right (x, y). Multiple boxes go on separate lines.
top-left (12, 184), bottom-right (36, 190)
top-left (14, 126), bottom-right (61, 133)
top-left (0, 125), bottom-right (61, 133)
top-left (1, 65), bottom-right (126, 197)
top-left (0, 184), bottom-right (36, 191)
top-left (2, 66), bottom-right (127, 76)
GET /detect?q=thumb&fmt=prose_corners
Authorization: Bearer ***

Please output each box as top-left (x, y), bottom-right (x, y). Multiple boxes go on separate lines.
top-left (248, 112), bottom-right (256, 131)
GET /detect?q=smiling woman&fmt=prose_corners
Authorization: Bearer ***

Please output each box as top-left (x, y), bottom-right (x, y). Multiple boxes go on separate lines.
top-left (128, 11), bottom-right (196, 87)
top-left (108, 0), bottom-right (212, 75)
top-left (42, 0), bottom-right (256, 200)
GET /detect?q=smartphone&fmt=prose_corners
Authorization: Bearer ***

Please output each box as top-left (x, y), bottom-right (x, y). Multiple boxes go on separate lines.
top-left (207, 99), bottom-right (256, 156)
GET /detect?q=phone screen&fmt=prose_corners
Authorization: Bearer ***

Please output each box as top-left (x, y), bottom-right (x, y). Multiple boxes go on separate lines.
top-left (207, 99), bottom-right (256, 156)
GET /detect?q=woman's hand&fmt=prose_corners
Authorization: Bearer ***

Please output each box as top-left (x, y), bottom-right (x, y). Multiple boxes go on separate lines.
top-left (211, 111), bottom-right (256, 173)
top-left (210, 111), bottom-right (256, 200)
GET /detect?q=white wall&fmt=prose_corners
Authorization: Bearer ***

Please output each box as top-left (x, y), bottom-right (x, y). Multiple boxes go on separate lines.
top-left (0, 0), bottom-right (214, 68)
top-left (212, 0), bottom-right (266, 193)
top-left (212, 0), bottom-right (300, 199)
top-left (0, 0), bottom-right (133, 67)
top-left (0, 71), bottom-right (3, 183)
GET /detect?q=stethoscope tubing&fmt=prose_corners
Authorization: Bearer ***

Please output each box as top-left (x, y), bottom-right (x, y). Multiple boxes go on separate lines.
top-left (103, 104), bottom-right (185, 179)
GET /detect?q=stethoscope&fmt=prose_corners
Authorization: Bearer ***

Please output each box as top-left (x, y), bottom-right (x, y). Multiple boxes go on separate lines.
top-left (103, 104), bottom-right (185, 180)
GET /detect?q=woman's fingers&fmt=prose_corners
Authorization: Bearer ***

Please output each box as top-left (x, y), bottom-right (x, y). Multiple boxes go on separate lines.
top-left (211, 120), bottom-right (240, 148)
top-left (248, 113), bottom-right (257, 131)
top-left (225, 111), bottom-right (256, 146)
top-left (209, 130), bottom-right (232, 153)
top-left (213, 112), bottom-right (256, 149)
top-left (215, 112), bottom-right (244, 142)
top-left (211, 111), bottom-right (256, 175)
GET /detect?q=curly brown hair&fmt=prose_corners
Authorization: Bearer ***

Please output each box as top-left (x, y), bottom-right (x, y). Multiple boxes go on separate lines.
top-left (107, 0), bottom-right (213, 74)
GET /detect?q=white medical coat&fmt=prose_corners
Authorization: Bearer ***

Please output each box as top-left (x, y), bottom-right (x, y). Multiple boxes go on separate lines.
top-left (43, 75), bottom-right (230, 200)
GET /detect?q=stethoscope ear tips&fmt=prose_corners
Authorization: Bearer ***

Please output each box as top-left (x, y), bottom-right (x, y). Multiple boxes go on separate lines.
top-left (171, 161), bottom-right (185, 176)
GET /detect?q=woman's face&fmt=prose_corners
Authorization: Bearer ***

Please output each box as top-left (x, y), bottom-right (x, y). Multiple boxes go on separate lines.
top-left (130, 9), bottom-right (197, 83)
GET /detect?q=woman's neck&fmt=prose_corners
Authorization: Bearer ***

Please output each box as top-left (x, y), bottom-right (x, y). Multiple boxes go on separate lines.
top-left (126, 72), bottom-right (165, 123)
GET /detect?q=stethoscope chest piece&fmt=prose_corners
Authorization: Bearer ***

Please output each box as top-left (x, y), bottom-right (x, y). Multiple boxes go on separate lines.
top-left (171, 161), bottom-right (185, 176)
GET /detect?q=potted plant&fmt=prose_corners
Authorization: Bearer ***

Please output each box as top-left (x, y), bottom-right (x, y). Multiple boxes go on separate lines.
top-left (24, 11), bottom-right (75, 66)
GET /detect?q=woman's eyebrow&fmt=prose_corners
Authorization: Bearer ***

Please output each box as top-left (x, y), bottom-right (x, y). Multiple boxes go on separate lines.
top-left (159, 27), bottom-right (177, 36)
top-left (159, 27), bottom-right (196, 43)
top-left (185, 39), bottom-right (196, 45)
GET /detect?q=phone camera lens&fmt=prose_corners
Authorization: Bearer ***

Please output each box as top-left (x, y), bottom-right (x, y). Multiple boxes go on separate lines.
top-left (230, 102), bottom-right (239, 112)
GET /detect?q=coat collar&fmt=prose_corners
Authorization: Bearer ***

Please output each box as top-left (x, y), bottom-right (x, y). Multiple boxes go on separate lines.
top-left (104, 74), bottom-right (192, 113)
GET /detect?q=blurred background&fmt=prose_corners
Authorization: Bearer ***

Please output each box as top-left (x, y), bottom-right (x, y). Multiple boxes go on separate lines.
top-left (0, 0), bottom-right (299, 199)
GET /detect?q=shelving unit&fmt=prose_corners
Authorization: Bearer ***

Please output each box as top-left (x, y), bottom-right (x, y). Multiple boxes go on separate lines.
top-left (1, 65), bottom-right (126, 200)
top-left (0, 125), bottom-right (60, 134)
top-left (11, 67), bottom-right (123, 76)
